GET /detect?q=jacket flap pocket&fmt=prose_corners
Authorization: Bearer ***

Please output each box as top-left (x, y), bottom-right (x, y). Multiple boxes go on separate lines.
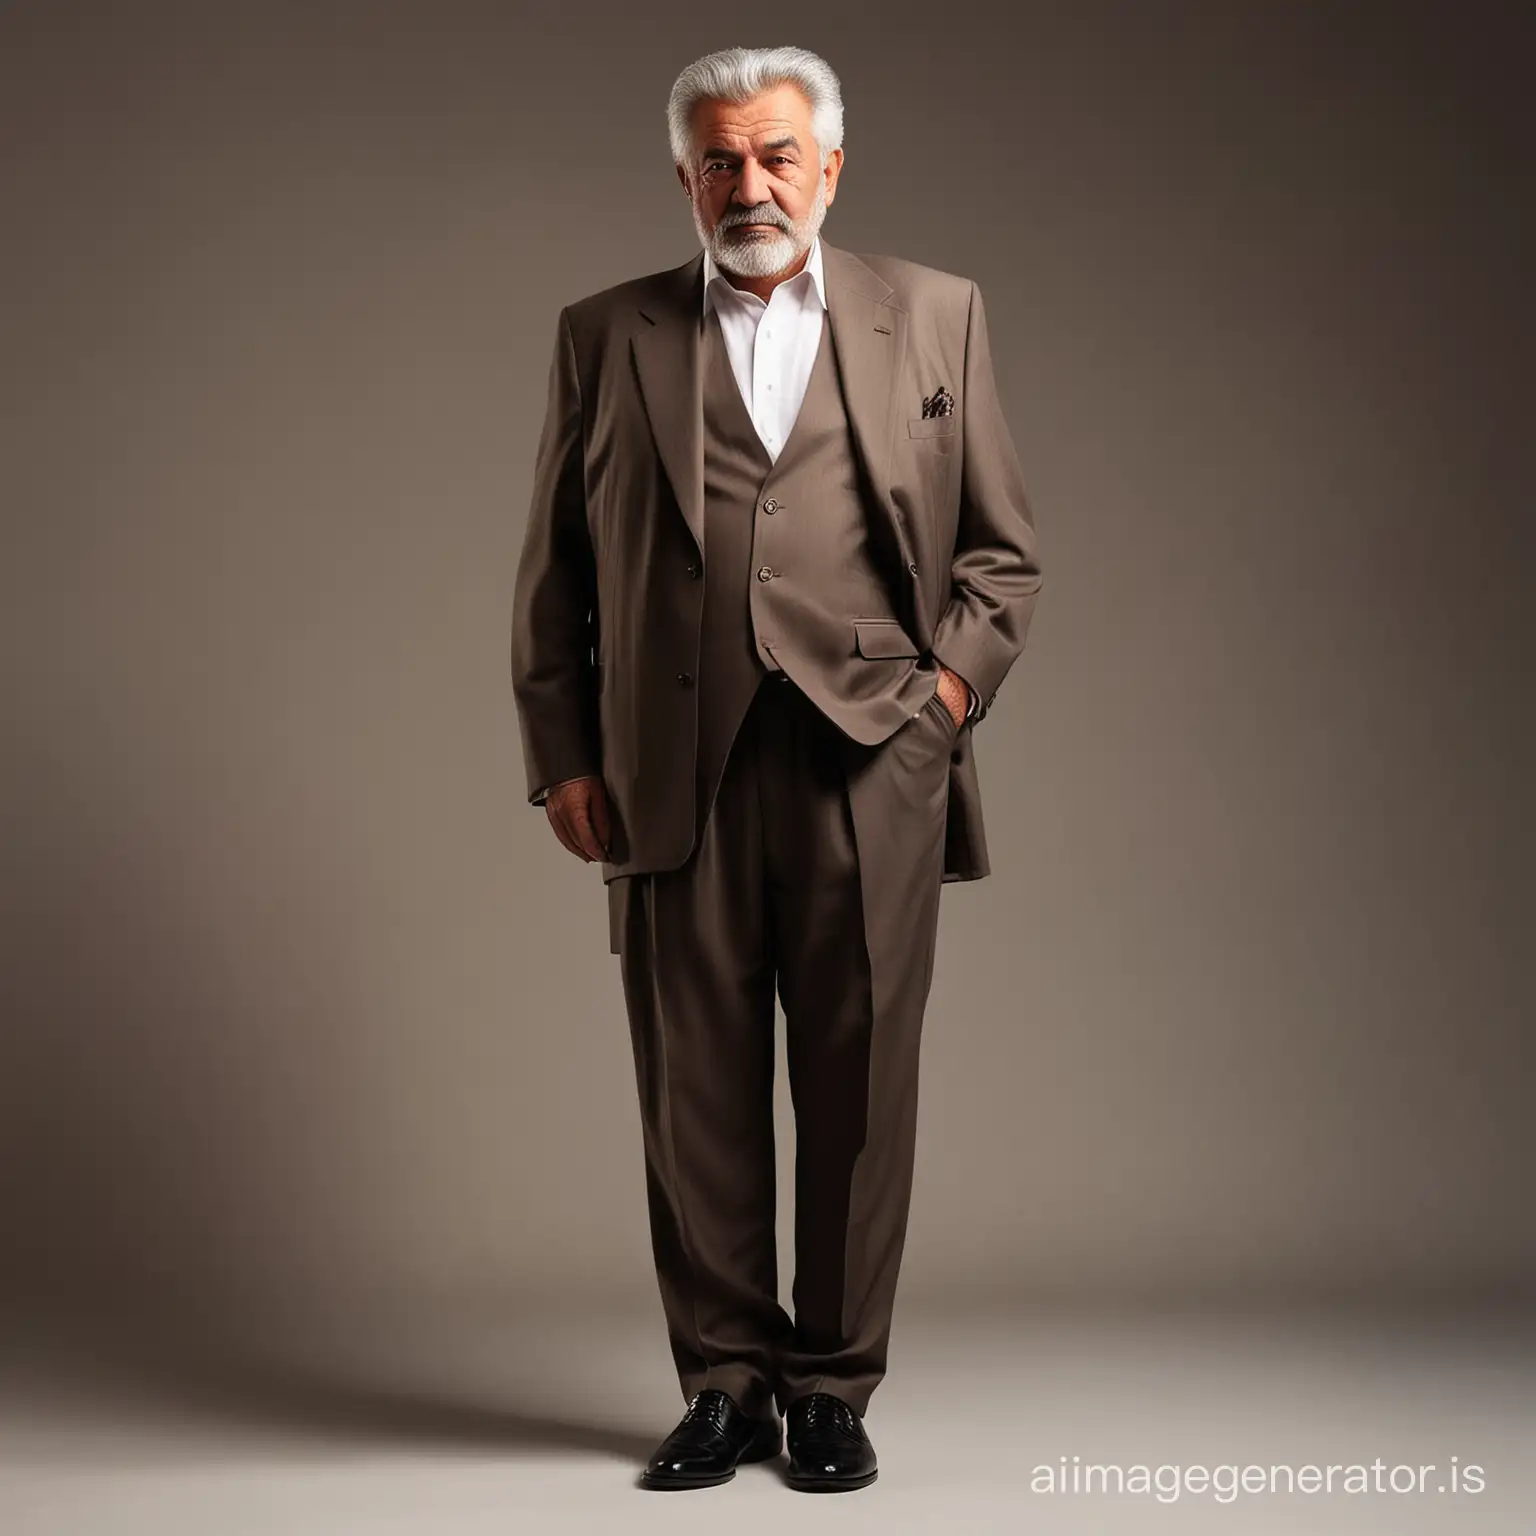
top-left (854, 618), bottom-right (920, 659)
top-left (907, 415), bottom-right (957, 438)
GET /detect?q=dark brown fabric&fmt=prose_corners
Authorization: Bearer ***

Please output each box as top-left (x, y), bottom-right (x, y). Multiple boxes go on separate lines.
top-left (510, 240), bottom-right (1043, 883)
top-left (610, 673), bottom-right (956, 1419)
top-left (692, 303), bottom-right (946, 844)
top-left (515, 238), bottom-right (1041, 1423)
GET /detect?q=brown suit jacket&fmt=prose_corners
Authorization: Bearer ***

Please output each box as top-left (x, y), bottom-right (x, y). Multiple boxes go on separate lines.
top-left (510, 237), bottom-right (1042, 883)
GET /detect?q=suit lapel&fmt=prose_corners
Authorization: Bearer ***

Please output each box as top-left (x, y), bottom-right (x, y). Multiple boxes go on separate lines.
top-left (632, 251), bottom-right (706, 553)
top-left (821, 238), bottom-right (907, 562)
top-left (630, 237), bottom-right (908, 570)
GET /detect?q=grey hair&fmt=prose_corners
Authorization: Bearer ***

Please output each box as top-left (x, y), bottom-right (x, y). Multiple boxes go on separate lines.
top-left (666, 45), bottom-right (844, 174)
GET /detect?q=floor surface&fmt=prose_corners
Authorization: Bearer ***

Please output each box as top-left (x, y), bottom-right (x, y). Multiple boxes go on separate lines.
top-left (3, 1301), bottom-right (1531, 1533)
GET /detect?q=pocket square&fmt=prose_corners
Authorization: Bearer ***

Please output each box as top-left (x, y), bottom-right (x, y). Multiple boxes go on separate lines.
top-left (921, 385), bottom-right (955, 418)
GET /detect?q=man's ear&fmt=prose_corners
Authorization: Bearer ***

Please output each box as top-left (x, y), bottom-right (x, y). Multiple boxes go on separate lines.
top-left (822, 147), bottom-right (844, 207)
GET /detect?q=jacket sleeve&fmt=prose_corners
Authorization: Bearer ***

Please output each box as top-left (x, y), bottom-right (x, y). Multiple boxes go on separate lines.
top-left (510, 306), bottom-right (602, 804)
top-left (927, 280), bottom-right (1044, 726)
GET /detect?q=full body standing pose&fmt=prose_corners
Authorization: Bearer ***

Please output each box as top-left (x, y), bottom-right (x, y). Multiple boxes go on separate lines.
top-left (511, 43), bottom-right (1042, 1493)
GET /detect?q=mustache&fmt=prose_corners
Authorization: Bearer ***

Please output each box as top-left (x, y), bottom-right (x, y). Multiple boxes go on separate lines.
top-left (718, 208), bottom-right (790, 232)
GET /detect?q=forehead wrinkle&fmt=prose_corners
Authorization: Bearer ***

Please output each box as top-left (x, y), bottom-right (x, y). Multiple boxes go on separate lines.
top-left (709, 114), bottom-right (798, 136)
top-left (695, 102), bottom-right (807, 143)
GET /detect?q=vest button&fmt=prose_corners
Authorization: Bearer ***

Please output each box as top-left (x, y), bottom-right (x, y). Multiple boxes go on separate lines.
top-left (756, 565), bottom-right (775, 582)
top-left (686, 561), bottom-right (701, 579)
top-left (763, 498), bottom-right (779, 514)
top-left (676, 671), bottom-right (694, 687)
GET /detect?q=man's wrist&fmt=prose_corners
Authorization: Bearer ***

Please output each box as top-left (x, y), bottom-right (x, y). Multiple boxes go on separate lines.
top-left (533, 772), bottom-right (598, 805)
top-left (935, 663), bottom-right (973, 726)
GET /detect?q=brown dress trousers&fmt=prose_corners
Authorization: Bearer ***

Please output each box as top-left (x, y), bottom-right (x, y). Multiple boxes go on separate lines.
top-left (609, 666), bottom-right (957, 1422)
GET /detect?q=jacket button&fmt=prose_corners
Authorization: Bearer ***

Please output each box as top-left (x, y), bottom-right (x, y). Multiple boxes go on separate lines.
top-left (763, 498), bottom-right (779, 514)
top-left (676, 671), bottom-right (694, 686)
top-left (756, 565), bottom-right (775, 582)
top-left (686, 561), bottom-right (701, 579)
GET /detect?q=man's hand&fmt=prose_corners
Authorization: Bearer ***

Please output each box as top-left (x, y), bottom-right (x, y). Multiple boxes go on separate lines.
top-left (544, 774), bottom-right (611, 863)
top-left (935, 663), bottom-right (971, 730)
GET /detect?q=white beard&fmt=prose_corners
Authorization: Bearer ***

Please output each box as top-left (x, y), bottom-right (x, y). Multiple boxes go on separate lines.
top-left (693, 170), bottom-right (829, 279)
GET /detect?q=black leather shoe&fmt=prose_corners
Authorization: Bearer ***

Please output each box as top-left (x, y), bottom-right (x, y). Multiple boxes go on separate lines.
top-left (784, 1391), bottom-right (878, 1491)
top-left (639, 1388), bottom-right (782, 1490)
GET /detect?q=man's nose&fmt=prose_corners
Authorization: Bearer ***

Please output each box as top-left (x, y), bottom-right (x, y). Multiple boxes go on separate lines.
top-left (736, 159), bottom-right (770, 207)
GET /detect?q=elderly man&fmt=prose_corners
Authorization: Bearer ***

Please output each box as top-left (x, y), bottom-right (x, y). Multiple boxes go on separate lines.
top-left (510, 44), bottom-right (1042, 1492)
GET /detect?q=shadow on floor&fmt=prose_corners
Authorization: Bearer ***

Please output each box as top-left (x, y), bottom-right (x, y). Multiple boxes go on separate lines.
top-left (6, 1316), bottom-right (659, 1462)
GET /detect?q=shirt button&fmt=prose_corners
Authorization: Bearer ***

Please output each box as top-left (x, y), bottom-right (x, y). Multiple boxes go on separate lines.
top-left (756, 565), bottom-right (775, 582)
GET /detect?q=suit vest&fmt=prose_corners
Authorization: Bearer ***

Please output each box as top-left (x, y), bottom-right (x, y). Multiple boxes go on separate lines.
top-left (693, 303), bottom-right (935, 838)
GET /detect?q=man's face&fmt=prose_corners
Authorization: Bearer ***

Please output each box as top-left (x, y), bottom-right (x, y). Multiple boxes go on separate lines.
top-left (677, 84), bottom-right (843, 278)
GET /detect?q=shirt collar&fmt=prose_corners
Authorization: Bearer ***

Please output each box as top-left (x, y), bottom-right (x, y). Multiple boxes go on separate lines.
top-left (703, 233), bottom-right (827, 317)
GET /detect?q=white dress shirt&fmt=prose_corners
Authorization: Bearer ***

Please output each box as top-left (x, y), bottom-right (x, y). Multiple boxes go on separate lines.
top-left (703, 235), bottom-right (829, 463)
top-left (703, 236), bottom-right (977, 721)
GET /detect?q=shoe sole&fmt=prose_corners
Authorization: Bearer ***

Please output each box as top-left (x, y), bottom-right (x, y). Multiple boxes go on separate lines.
top-left (639, 1469), bottom-right (736, 1490)
top-left (638, 1428), bottom-right (782, 1490)
top-left (785, 1466), bottom-right (879, 1492)
top-left (792, 1462), bottom-right (878, 1486)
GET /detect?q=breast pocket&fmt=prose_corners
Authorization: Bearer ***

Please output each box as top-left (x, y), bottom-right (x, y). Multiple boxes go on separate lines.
top-left (907, 415), bottom-right (957, 440)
